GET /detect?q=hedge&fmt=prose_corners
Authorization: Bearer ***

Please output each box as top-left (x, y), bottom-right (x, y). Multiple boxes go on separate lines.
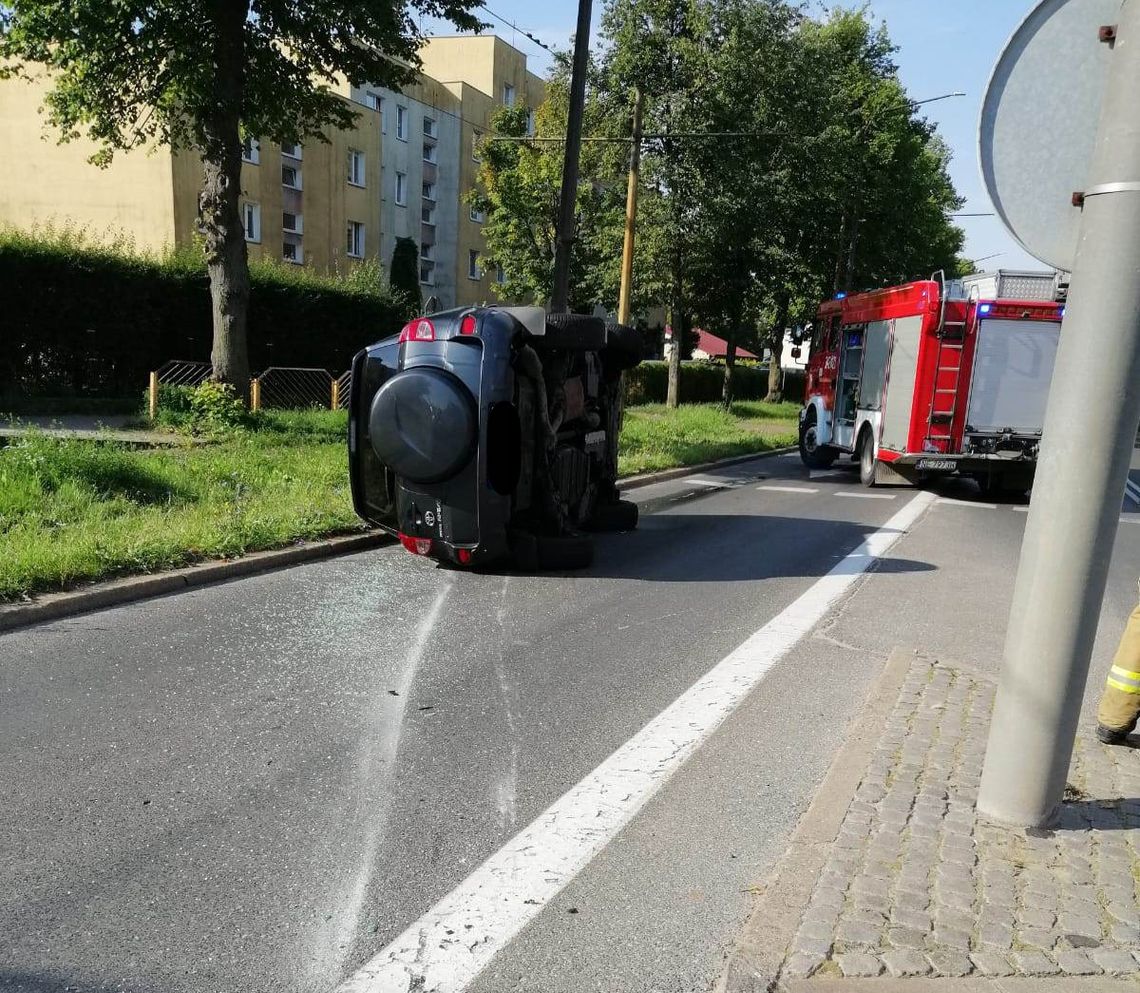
top-left (1, 228), bottom-right (405, 404)
top-left (626, 361), bottom-right (806, 405)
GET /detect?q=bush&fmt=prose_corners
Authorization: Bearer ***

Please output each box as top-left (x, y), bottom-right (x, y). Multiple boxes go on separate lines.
top-left (624, 362), bottom-right (808, 406)
top-left (0, 225), bottom-right (404, 404)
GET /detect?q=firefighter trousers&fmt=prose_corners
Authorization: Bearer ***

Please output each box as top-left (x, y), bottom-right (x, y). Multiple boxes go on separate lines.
top-left (1097, 594), bottom-right (1140, 733)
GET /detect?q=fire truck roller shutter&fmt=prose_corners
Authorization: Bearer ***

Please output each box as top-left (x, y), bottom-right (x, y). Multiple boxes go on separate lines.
top-left (859, 320), bottom-right (892, 413)
top-left (881, 315), bottom-right (924, 452)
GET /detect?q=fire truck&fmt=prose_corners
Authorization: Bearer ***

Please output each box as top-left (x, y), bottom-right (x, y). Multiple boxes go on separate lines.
top-left (797, 271), bottom-right (1066, 494)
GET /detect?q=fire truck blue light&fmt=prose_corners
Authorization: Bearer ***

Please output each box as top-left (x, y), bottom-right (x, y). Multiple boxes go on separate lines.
top-left (979, 303), bottom-right (993, 315)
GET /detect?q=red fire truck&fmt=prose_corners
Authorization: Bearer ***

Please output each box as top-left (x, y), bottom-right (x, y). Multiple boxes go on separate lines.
top-left (797, 272), bottom-right (1065, 494)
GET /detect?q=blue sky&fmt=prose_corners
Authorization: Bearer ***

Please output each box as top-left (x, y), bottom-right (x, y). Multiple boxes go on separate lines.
top-left (421, 0), bottom-right (1044, 272)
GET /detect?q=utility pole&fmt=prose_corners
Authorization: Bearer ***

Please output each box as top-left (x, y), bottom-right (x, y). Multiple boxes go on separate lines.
top-left (977, 4), bottom-right (1140, 828)
top-left (549, 0), bottom-right (593, 315)
top-left (617, 87), bottom-right (644, 326)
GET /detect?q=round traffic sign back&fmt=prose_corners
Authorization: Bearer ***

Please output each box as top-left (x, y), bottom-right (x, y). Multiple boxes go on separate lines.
top-left (979, 0), bottom-right (1120, 272)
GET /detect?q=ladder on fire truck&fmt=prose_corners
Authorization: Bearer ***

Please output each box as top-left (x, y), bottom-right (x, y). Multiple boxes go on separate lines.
top-left (924, 272), bottom-right (974, 452)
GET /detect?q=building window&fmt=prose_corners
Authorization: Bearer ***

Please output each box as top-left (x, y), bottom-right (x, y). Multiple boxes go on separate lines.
top-left (282, 211), bottom-right (302, 234)
top-left (527, 109), bottom-right (536, 136)
top-left (496, 265), bottom-right (506, 285)
top-left (421, 243), bottom-right (434, 261)
top-left (282, 163), bottom-right (302, 190)
top-left (241, 136), bottom-right (260, 164)
top-left (423, 141), bottom-right (437, 164)
top-left (366, 91), bottom-right (381, 111)
top-left (346, 221), bottom-right (365, 259)
top-left (396, 105), bottom-right (408, 140)
top-left (423, 116), bottom-right (437, 138)
top-left (373, 94), bottom-right (387, 133)
top-left (347, 148), bottom-right (366, 186)
top-left (282, 242), bottom-right (303, 264)
top-left (503, 83), bottom-right (516, 108)
top-left (472, 130), bottom-right (482, 161)
top-left (468, 249), bottom-right (480, 280)
top-left (469, 206), bottom-right (485, 224)
top-left (420, 260), bottom-right (435, 285)
top-left (422, 203), bottom-right (436, 225)
top-left (242, 202), bottom-right (261, 243)
top-left (281, 142), bottom-right (302, 160)
top-left (395, 171), bottom-right (407, 206)
top-left (422, 181), bottom-right (436, 201)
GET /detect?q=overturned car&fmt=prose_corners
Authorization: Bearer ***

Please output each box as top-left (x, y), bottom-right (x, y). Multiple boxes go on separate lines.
top-left (348, 306), bottom-right (642, 569)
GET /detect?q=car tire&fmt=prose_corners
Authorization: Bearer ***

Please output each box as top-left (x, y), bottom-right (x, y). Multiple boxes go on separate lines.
top-left (587, 499), bottom-right (639, 532)
top-left (799, 407), bottom-right (838, 469)
top-left (858, 429), bottom-right (877, 487)
top-left (602, 323), bottom-right (643, 370)
top-left (536, 533), bottom-right (595, 570)
top-left (542, 313), bottom-right (607, 351)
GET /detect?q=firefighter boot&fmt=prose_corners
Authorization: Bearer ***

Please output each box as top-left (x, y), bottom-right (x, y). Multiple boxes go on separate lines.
top-left (1096, 599), bottom-right (1140, 744)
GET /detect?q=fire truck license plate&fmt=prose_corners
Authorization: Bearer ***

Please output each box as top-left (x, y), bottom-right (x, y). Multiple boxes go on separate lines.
top-left (917, 458), bottom-right (957, 472)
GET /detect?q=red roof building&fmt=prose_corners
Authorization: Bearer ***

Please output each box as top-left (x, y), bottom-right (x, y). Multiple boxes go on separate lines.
top-left (692, 330), bottom-right (760, 361)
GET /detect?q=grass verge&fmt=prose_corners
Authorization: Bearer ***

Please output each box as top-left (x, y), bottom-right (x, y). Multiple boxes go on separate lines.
top-left (1, 402), bottom-right (800, 601)
top-left (618, 401), bottom-right (799, 477)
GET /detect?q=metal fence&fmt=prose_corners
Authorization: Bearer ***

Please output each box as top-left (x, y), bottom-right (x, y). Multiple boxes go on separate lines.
top-left (147, 362), bottom-right (352, 416)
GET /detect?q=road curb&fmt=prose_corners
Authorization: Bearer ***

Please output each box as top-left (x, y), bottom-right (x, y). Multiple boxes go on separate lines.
top-left (0, 531), bottom-right (390, 634)
top-left (716, 646), bottom-right (918, 993)
top-left (618, 446), bottom-right (797, 491)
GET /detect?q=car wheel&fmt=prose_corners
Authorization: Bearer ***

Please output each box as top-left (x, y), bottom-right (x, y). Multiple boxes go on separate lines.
top-left (799, 407), bottom-right (838, 469)
top-left (858, 429), bottom-right (877, 487)
top-left (542, 313), bottom-right (607, 351)
top-left (587, 499), bottom-right (639, 532)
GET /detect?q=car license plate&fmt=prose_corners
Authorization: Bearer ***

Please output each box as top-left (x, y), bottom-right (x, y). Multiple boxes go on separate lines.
top-left (917, 458), bottom-right (957, 472)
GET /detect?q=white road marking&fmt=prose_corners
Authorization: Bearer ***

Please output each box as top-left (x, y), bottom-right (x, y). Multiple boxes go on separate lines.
top-left (684, 479), bottom-right (729, 489)
top-left (333, 491), bottom-right (938, 993)
top-left (1012, 506), bottom-right (1030, 513)
top-left (757, 485), bottom-right (819, 494)
top-left (835, 492), bottom-right (897, 501)
top-left (810, 471), bottom-right (852, 481)
top-left (1120, 516), bottom-right (1140, 525)
top-left (1124, 479), bottom-right (1140, 506)
top-left (936, 497), bottom-right (1000, 510)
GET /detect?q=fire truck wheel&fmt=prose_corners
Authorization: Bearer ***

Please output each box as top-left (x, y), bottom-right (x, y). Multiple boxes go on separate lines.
top-left (858, 429), bottom-right (877, 487)
top-left (799, 408), bottom-right (838, 469)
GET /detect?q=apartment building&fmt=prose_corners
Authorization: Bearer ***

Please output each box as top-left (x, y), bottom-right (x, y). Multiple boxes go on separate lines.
top-left (0, 35), bottom-right (543, 310)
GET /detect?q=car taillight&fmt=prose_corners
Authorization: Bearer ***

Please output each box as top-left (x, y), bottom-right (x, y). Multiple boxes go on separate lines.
top-left (398, 533), bottom-right (433, 556)
top-left (459, 314), bottom-right (478, 336)
top-left (399, 318), bottom-right (435, 343)
top-left (457, 548), bottom-right (473, 565)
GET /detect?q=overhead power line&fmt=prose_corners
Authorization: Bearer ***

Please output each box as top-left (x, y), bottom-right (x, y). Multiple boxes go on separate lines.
top-left (478, 4), bottom-right (555, 55)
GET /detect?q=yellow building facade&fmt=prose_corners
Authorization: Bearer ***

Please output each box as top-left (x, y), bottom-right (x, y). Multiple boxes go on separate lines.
top-left (0, 35), bottom-right (544, 310)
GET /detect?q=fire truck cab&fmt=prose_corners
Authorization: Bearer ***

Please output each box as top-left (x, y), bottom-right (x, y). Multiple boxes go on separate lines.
top-left (798, 271), bottom-right (1065, 494)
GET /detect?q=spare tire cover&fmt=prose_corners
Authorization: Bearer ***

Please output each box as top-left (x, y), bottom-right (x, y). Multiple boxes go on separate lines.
top-left (369, 368), bottom-right (477, 484)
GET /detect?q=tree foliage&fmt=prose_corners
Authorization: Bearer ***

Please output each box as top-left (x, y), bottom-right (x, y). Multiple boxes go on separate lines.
top-left (0, 0), bottom-right (481, 398)
top-left (389, 236), bottom-right (422, 318)
top-left (472, 0), bottom-right (968, 407)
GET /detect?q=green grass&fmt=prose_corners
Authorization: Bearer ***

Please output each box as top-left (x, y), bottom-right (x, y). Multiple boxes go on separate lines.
top-left (1, 402), bottom-right (800, 601)
top-left (618, 400), bottom-right (800, 476)
top-left (0, 411), bottom-right (358, 601)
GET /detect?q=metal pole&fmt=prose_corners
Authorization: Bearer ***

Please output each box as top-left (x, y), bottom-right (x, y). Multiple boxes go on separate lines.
top-left (617, 88), bottom-right (644, 327)
top-left (978, 4), bottom-right (1140, 828)
top-left (148, 371), bottom-right (159, 421)
top-left (549, 0), bottom-right (593, 315)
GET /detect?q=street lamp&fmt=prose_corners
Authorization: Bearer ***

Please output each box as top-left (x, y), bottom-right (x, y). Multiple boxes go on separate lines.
top-left (913, 91), bottom-right (967, 106)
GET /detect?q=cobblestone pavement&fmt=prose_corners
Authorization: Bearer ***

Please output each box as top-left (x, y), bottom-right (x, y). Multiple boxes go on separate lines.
top-left (784, 658), bottom-right (1140, 982)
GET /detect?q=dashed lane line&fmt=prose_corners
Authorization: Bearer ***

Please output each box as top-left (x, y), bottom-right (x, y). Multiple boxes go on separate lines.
top-left (332, 490), bottom-right (939, 993)
top-left (757, 485), bottom-right (819, 494)
top-left (835, 492), bottom-right (897, 501)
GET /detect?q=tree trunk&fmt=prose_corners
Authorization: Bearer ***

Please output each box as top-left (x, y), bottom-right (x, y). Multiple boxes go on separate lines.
top-left (764, 292), bottom-right (790, 403)
top-left (722, 335), bottom-right (737, 409)
top-left (200, 0), bottom-right (251, 402)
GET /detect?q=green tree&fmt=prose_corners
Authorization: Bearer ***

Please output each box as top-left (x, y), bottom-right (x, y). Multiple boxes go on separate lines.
top-left (389, 236), bottom-right (422, 318)
top-left (0, 0), bottom-right (480, 399)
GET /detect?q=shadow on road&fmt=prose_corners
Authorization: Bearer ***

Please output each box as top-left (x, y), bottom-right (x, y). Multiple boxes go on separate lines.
top-left (578, 513), bottom-right (936, 583)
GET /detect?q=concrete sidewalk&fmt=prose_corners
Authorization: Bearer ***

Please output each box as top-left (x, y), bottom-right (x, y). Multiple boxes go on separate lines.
top-left (721, 649), bottom-right (1140, 991)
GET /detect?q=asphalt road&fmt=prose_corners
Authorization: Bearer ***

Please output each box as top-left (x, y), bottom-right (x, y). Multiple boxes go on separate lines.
top-left (4, 453), bottom-right (1140, 993)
